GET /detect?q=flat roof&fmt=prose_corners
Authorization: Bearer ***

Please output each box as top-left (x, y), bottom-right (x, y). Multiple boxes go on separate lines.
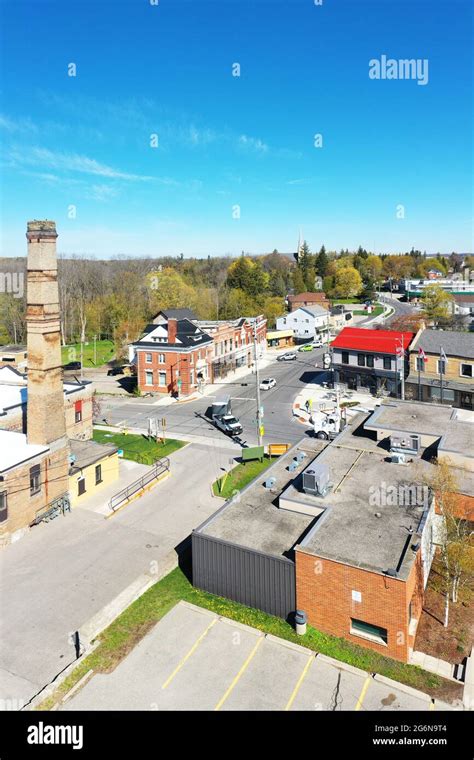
top-left (69, 439), bottom-right (118, 473)
top-left (197, 407), bottom-right (473, 580)
top-left (0, 430), bottom-right (49, 473)
top-left (199, 438), bottom-right (327, 557)
top-left (364, 400), bottom-right (456, 437)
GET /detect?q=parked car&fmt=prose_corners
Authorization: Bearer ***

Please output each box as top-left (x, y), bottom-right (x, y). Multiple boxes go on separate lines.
top-left (276, 352), bottom-right (297, 362)
top-left (107, 366), bottom-right (124, 376)
top-left (260, 377), bottom-right (276, 391)
top-left (311, 339), bottom-right (323, 349)
top-left (298, 344), bottom-right (313, 352)
top-left (63, 361), bottom-right (81, 371)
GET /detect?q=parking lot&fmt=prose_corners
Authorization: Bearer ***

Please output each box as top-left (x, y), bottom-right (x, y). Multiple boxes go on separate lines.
top-left (61, 602), bottom-right (456, 711)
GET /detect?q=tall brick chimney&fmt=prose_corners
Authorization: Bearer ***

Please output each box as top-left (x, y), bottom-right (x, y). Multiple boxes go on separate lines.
top-left (167, 318), bottom-right (177, 344)
top-left (26, 221), bottom-right (70, 506)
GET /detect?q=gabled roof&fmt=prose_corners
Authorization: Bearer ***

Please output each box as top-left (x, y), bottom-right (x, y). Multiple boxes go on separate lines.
top-left (153, 308), bottom-right (197, 321)
top-left (288, 291), bottom-right (329, 302)
top-left (134, 319), bottom-right (212, 349)
top-left (331, 327), bottom-right (414, 355)
top-left (413, 329), bottom-right (474, 359)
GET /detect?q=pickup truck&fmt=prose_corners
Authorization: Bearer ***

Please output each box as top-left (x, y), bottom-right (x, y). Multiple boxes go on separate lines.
top-left (211, 397), bottom-right (243, 437)
top-left (214, 414), bottom-right (243, 437)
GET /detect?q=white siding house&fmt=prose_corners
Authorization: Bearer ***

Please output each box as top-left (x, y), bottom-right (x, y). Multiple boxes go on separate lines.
top-left (276, 306), bottom-right (329, 341)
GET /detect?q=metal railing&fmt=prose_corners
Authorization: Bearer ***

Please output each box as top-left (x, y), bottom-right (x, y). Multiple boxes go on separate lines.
top-left (108, 457), bottom-right (170, 512)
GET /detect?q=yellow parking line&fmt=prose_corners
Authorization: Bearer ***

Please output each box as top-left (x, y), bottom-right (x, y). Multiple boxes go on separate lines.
top-left (162, 618), bottom-right (217, 689)
top-left (214, 636), bottom-right (264, 711)
top-left (355, 675), bottom-right (372, 711)
top-left (285, 656), bottom-right (314, 711)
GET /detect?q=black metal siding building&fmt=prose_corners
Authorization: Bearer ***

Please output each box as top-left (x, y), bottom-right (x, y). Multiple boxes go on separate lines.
top-left (192, 498), bottom-right (297, 621)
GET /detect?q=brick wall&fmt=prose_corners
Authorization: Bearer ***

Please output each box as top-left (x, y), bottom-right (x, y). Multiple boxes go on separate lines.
top-left (137, 347), bottom-right (211, 396)
top-left (0, 445), bottom-right (70, 544)
top-left (0, 387), bottom-right (93, 440)
top-left (295, 550), bottom-right (424, 662)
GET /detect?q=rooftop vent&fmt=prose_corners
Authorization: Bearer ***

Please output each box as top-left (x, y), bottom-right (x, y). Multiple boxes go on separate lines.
top-left (264, 476), bottom-right (276, 489)
top-left (295, 451), bottom-right (307, 463)
top-left (287, 461), bottom-right (298, 473)
top-left (302, 462), bottom-right (330, 497)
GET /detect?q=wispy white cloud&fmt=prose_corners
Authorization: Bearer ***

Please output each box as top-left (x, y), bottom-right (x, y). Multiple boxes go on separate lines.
top-left (6, 146), bottom-right (154, 181)
top-left (237, 134), bottom-right (269, 154)
top-left (0, 114), bottom-right (38, 133)
top-left (287, 178), bottom-right (311, 185)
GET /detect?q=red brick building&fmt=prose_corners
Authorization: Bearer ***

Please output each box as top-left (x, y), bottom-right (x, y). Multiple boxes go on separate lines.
top-left (287, 291), bottom-right (331, 312)
top-left (195, 315), bottom-right (267, 381)
top-left (131, 317), bottom-right (213, 397)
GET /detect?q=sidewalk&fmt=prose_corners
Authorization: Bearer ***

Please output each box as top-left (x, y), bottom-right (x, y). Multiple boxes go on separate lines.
top-left (74, 458), bottom-right (152, 516)
top-left (293, 383), bottom-right (380, 426)
top-left (146, 350), bottom-right (278, 406)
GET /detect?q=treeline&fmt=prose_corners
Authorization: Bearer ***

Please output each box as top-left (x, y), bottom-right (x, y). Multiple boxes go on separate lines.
top-left (0, 247), bottom-right (471, 357)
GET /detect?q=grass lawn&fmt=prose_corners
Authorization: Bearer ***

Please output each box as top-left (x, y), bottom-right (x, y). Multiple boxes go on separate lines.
top-left (61, 339), bottom-right (115, 367)
top-left (93, 429), bottom-right (186, 464)
top-left (37, 565), bottom-right (461, 710)
top-left (332, 297), bottom-right (364, 305)
top-left (353, 305), bottom-right (384, 317)
top-left (212, 454), bottom-right (276, 499)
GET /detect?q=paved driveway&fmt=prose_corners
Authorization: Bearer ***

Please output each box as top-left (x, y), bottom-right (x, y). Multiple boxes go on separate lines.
top-left (0, 444), bottom-right (230, 707)
top-left (62, 602), bottom-right (453, 712)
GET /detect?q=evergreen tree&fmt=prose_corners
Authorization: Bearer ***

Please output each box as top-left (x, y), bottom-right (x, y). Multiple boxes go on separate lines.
top-left (315, 245), bottom-right (329, 278)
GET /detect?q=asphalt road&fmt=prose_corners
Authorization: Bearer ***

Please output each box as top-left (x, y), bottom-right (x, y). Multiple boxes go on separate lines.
top-left (98, 349), bottom-right (330, 448)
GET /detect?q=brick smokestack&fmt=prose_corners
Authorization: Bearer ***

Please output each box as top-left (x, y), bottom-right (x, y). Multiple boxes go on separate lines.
top-left (26, 220), bottom-right (67, 446)
top-left (167, 318), bottom-right (177, 344)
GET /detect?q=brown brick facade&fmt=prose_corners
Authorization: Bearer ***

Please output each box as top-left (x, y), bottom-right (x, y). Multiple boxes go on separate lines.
top-left (295, 549), bottom-right (425, 662)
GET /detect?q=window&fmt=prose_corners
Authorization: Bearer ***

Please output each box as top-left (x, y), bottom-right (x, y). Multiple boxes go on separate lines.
top-left (430, 386), bottom-right (455, 402)
top-left (158, 353), bottom-right (165, 364)
top-left (366, 354), bottom-right (374, 368)
top-left (95, 464), bottom-right (102, 485)
top-left (0, 492), bottom-right (7, 523)
top-left (190, 370), bottom-right (195, 386)
top-left (383, 356), bottom-right (392, 370)
top-left (30, 464), bottom-right (41, 496)
top-left (341, 351), bottom-right (349, 365)
top-left (145, 353), bottom-right (152, 363)
top-left (352, 590), bottom-right (362, 603)
top-left (460, 363), bottom-right (473, 378)
top-left (437, 359), bottom-right (447, 374)
top-left (78, 477), bottom-right (86, 496)
top-left (158, 371), bottom-right (167, 387)
top-left (416, 357), bottom-right (425, 372)
top-left (357, 354), bottom-right (365, 367)
top-left (350, 618), bottom-right (387, 646)
top-left (74, 400), bottom-right (82, 423)
top-left (145, 370), bottom-right (153, 386)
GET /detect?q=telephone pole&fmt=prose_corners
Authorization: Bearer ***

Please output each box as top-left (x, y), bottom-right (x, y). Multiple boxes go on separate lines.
top-left (254, 321), bottom-right (263, 446)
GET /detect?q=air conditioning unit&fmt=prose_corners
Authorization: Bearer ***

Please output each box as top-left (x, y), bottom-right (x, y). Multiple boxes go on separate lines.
top-left (302, 462), bottom-right (330, 497)
top-left (390, 434), bottom-right (420, 455)
top-left (391, 452), bottom-right (407, 464)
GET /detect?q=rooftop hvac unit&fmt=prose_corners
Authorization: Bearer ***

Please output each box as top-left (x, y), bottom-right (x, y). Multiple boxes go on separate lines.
top-left (287, 461), bottom-right (298, 472)
top-left (390, 434), bottom-right (420, 455)
top-left (295, 451), bottom-right (307, 463)
top-left (302, 462), bottom-right (330, 497)
top-left (264, 477), bottom-right (276, 489)
top-left (391, 452), bottom-right (407, 465)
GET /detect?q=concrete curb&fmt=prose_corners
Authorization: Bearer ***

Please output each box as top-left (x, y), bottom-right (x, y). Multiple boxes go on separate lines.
top-left (265, 633), bottom-right (315, 656)
top-left (372, 673), bottom-right (431, 703)
top-left (316, 652), bottom-right (370, 680)
top-left (61, 669), bottom-right (94, 704)
top-left (220, 617), bottom-right (264, 638)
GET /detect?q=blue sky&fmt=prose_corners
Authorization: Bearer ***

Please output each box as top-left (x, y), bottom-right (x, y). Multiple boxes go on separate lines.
top-left (0, 0), bottom-right (472, 258)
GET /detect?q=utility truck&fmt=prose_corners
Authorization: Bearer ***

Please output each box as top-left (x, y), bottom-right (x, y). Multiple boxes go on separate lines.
top-left (312, 392), bottom-right (346, 440)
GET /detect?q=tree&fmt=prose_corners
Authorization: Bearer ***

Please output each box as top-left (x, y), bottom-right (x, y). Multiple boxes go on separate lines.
top-left (269, 270), bottom-right (286, 297)
top-left (333, 267), bottom-right (363, 298)
top-left (420, 284), bottom-right (454, 326)
top-left (226, 257), bottom-right (268, 296)
top-left (292, 267), bottom-right (306, 294)
top-left (262, 296), bottom-right (285, 328)
top-left (362, 255), bottom-right (383, 282)
top-left (315, 245), bottom-right (328, 277)
top-left (424, 460), bottom-right (473, 627)
top-left (220, 288), bottom-right (256, 319)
